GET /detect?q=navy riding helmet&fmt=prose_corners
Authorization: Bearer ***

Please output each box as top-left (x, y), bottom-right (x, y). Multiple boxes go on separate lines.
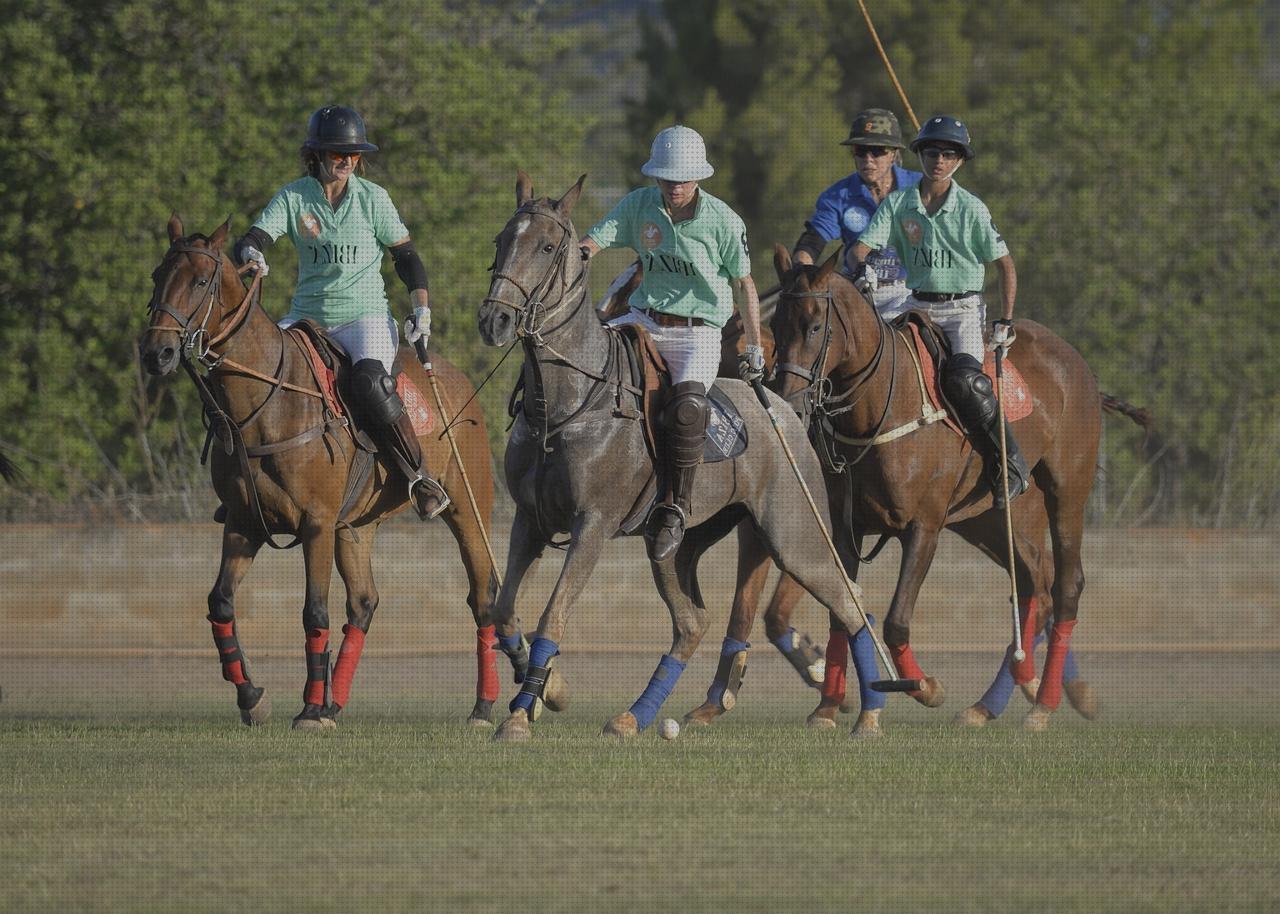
top-left (909, 116), bottom-right (975, 159)
top-left (304, 105), bottom-right (379, 154)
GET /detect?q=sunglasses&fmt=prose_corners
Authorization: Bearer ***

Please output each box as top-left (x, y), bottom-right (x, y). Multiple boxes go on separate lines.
top-left (920, 146), bottom-right (963, 160)
top-left (853, 145), bottom-right (893, 159)
top-left (326, 151), bottom-right (362, 162)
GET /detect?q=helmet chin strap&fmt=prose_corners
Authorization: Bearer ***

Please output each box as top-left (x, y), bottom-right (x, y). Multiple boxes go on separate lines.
top-left (917, 153), bottom-right (964, 182)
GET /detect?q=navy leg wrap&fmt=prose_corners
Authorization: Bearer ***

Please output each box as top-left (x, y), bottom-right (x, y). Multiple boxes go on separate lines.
top-left (851, 614), bottom-right (887, 711)
top-left (706, 637), bottom-right (749, 707)
top-left (497, 630), bottom-right (529, 683)
top-left (509, 637), bottom-right (557, 714)
top-left (630, 654), bottom-right (687, 731)
top-left (979, 632), bottom-right (1047, 715)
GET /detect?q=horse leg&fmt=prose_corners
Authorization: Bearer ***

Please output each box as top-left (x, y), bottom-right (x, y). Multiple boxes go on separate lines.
top-left (830, 531), bottom-right (886, 737)
top-left (329, 526), bottom-right (378, 724)
top-left (491, 508), bottom-right (545, 695)
top-left (685, 520), bottom-right (769, 726)
top-left (608, 532), bottom-right (717, 738)
top-left (494, 511), bottom-right (609, 742)
top-left (292, 521), bottom-right (338, 731)
top-left (440, 499), bottom-right (501, 727)
top-left (1025, 485), bottom-right (1088, 732)
top-left (207, 527), bottom-right (269, 726)
top-left (880, 523), bottom-right (946, 708)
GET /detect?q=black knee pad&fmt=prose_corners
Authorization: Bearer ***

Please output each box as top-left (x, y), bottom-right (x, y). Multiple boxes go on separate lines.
top-left (943, 354), bottom-right (997, 429)
top-left (662, 381), bottom-right (710, 466)
top-left (350, 358), bottom-right (404, 426)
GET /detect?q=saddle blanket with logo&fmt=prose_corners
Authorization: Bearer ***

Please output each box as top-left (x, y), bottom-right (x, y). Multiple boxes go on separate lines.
top-left (909, 323), bottom-right (1032, 436)
top-left (291, 328), bottom-right (434, 438)
top-left (704, 382), bottom-right (748, 462)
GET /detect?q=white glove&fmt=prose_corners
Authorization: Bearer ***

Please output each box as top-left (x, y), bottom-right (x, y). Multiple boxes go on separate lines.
top-left (990, 319), bottom-right (1016, 352)
top-left (404, 306), bottom-right (431, 348)
top-left (738, 344), bottom-right (766, 383)
top-left (243, 246), bottom-right (269, 277)
top-left (851, 261), bottom-right (878, 295)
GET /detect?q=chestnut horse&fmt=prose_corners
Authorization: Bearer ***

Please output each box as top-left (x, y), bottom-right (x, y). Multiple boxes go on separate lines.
top-left (742, 246), bottom-right (1110, 731)
top-left (140, 216), bottom-right (499, 729)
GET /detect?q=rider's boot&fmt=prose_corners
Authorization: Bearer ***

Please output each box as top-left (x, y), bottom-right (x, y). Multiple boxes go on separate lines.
top-left (350, 358), bottom-right (451, 520)
top-left (646, 380), bottom-right (709, 563)
top-left (942, 354), bottom-right (1030, 510)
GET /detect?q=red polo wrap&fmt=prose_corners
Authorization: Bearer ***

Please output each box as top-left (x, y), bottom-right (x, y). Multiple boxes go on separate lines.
top-left (304, 628), bottom-right (329, 706)
top-left (331, 624), bottom-right (366, 709)
top-left (210, 619), bottom-right (248, 685)
top-left (1036, 619), bottom-right (1077, 709)
top-left (1011, 597), bottom-right (1039, 684)
top-left (820, 629), bottom-right (849, 701)
top-left (477, 625), bottom-right (500, 702)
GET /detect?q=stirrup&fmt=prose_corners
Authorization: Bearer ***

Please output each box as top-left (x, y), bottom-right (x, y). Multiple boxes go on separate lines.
top-left (991, 464), bottom-right (1030, 510)
top-left (409, 475), bottom-right (451, 520)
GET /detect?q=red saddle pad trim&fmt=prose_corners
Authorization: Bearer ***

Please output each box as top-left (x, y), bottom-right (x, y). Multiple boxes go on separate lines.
top-left (910, 324), bottom-right (1033, 436)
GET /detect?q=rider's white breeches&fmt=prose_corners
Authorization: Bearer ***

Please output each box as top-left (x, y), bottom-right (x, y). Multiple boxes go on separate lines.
top-left (609, 308), bottom-right (721, 390)
top-left (279, 312), bottom-right (399, 373)
top-left (903, 293), bottom-right (987, 362)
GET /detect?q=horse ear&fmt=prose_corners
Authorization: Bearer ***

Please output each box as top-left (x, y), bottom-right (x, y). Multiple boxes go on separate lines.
top-left (516, 170), bottom-right (534, 207)
top-left (556, 174), bottom-right (587, 217)
top-left (167, 213), bottom-right (184, 243)
top-left (816, 245), bottom-right (843, 284)
top-left (209, 216), bottom-right (231, 250)
top-left (773, 243), bottom-right (792, 280)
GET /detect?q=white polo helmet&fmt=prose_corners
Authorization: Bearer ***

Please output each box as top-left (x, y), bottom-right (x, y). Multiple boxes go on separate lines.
top-left (641, 125), bottom-right (714, 182)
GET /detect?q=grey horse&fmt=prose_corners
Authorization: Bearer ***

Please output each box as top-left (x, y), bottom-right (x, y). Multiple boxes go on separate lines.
top-left (477, 172), bottom-right (882, 741)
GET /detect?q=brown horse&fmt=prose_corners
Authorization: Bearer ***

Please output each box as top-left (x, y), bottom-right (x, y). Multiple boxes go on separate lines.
top-left (717, 245), bottom-right (1111, 732)
top-left (140, 216), bottom-right (500, 729)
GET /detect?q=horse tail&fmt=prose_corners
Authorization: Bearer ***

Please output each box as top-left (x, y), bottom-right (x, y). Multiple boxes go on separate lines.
top-left (0, 447), bottom-right (23, 484)
top-left (1100, 392), bottom-right (1160, 457)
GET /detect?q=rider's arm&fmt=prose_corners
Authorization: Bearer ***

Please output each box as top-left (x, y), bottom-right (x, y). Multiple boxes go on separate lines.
top-left (232, 226), bottom-right (273, 266)
top-left (733, 275), bottom-right (762, 349)
top-left (849, 240), bottom-right (875, 265)
top-left (579, 237), bottom-right (601, 260)
top-left (792, 221), bottom-right (827, 266)
top-left (389, 237), bottom-right (430, 310)
top-left (993, 253), bottom-right (1017, 321)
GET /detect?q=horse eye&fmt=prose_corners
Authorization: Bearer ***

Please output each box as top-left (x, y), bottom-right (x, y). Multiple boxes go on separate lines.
top-left (542, 243), bottom-right (555, 253)
top-left (195, 278), bottom-right (209, 288)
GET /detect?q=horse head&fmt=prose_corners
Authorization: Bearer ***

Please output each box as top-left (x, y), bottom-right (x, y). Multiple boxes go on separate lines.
top-left (140, 214), bottom-right (240, 375)
top-left (768, 243), bottom-right (853, 418)
top-left (479, 171), bottom-right (588, 347)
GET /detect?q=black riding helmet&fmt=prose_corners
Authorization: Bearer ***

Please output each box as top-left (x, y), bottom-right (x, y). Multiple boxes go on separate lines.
top-left (304, 105), bottom-right (379, 153)
top-left (909, 115), bottom-right (975, 159)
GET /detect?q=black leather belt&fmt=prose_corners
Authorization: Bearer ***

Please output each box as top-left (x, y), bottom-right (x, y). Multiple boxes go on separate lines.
top-left (912, 291), bottom-right (980, 302)
top-left (643, 309), bottom-right (706, 327)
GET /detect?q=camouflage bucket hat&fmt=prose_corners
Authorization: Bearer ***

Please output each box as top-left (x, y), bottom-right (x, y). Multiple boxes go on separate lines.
top-left (839, 108), bottom-right (904, 148)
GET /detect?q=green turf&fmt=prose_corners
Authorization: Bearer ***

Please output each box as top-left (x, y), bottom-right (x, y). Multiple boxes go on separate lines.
top-left (3, 698), bottom-right (1278, 913)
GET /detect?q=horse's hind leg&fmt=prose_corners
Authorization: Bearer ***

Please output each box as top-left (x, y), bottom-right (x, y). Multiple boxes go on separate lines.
top-left (685, 520), bottom-right (770, 726)
top-left (207, 527), bottom-right (269, 726)
top-left (292, 521), bottom-right (338, 731)
top-left (440, 497), bottom-right (501, 727)
top-left (330, 526), bottom-right (379, 723)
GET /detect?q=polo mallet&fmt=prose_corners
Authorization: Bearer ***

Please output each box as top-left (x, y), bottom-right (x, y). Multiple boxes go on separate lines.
top-left (994, 339), bottom-right (1024, 663)
top-left (750, 381), bottom-right (920, 693)
top-left (415, 338), bottom-right (503, 591)
top-left (857, 0), bottom-right (922, 133)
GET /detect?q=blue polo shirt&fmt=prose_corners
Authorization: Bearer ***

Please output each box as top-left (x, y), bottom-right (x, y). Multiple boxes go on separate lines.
top-left (806, 164), bottom-right (922, 283)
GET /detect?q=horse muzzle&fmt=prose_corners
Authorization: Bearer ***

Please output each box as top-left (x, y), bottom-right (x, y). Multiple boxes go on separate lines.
top-left (139, 331), bottom-right (180, 376)
top-left (477, 300), bottom-right (516, 347)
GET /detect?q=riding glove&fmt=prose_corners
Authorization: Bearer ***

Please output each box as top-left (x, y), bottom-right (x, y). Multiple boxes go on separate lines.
top-left (851, 261), bottom-right (878, 295)
top-left (738, 344), bottom-right (766, 383)
top-left (242, 246), bottom-right (269, 277)
top-left (404, 306), bottom-right (432, 348)
top-left (990, 319), bottom-right (1016, 352)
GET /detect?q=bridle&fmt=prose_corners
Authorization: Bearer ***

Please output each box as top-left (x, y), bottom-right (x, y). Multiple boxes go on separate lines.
top-left (147, 241), bottom-right (264, 369)
top-left (483, 204), bottom-right (589, 346)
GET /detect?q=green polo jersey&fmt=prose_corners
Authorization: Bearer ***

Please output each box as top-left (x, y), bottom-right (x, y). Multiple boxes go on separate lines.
top-left (586, 186), bottom-right (750, 329)
top-left (859, 180), bottom-right (1008, 294)
top-left (254, 175), bottom-right (409, 326)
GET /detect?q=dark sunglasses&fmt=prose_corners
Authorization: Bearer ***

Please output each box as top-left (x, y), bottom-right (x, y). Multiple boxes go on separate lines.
top-left (326, 151), bottom-right (362, 162)
top-left (920, 146), bottom-right (963, 161)
top-left (853, 145), bottom-right (893, 159)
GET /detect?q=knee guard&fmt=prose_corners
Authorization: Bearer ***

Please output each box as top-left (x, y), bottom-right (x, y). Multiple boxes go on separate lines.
top-left (661, 380), bottom-right (710, 471)
top-left (350, 358), bottom-right (404, 428)
top-left (942, 353), bottom-right (998, 433)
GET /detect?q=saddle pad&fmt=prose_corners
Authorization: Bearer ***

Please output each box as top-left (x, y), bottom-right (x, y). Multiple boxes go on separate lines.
top-left (910, 324), bottom-right (1032, 435)
top-left (705, 383), bottom-right (748, 462)
top-left (291, 329), bottom-right (433, 437)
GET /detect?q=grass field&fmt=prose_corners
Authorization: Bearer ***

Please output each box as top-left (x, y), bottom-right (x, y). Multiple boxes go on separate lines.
top-left (3, 652), bottom-right (1279, 912)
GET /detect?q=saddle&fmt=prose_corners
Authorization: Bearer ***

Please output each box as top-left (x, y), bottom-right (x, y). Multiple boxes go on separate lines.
top-left (889, 310), bottom-right (1032, 435)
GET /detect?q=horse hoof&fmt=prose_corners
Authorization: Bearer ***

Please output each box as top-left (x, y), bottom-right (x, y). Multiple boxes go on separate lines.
top-left (1023, 704), bottom-right (1053, 732)
top-left (468, 698), bottom-right (496, 727)
top-left (1065, 680), bottom-right (1101, 720)
top-left (807, 706), bottom-right (839, 730)
top-left (468, 715), bottom-right (495, 729)
top-left (914, 676), bottom-right (946, 708)
top-left (291, 704), bottom-right (338, 732)
top-left (683, 702), bottom-right (722, 727)
top-left (953, 704), bottom-right (994, 728)
top-left (238, 689), bottom-right (271, 727)
top-left (1019, 678), bottom-right (1041, 703)
top-left (543, 667), bottom-right (570, 713)
top-left (603, 712), bottom-right (638, 739)
top-left (493, 709), bottom-right (531, 742)
top-left (850, 710), bottom-right (883, 738)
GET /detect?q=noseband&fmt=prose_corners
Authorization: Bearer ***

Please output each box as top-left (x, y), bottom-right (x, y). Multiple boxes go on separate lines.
top-left (483, 206), bottom-right (588, 344)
